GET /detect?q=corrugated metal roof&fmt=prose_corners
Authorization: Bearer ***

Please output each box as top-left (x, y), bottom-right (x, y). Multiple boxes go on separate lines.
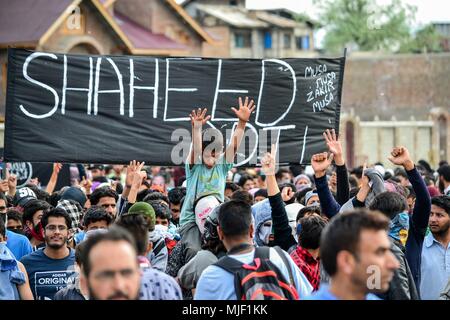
top-left (253, 11), bottom-right (298, 28)
top-left (114, 13), bottom-right (187, 50)
top-left (196, 4), bottom-right (268, 28)
top-left (0, 0), bottom-right (74, 45)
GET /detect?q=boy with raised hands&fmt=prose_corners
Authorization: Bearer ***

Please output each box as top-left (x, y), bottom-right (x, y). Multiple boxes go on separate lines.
top-left (176, 97), bottom-right (255, 264)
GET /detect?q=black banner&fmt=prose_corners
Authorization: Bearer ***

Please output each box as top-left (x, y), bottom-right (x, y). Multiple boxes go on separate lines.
top-left (4, 49), bottom-right (346, 166)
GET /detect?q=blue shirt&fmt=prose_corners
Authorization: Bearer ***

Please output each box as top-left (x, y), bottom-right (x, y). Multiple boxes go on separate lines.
top-left (194, 247), bottom-right (313, 300)
top-left (20, 248), bottom-right (76, 300)
top-left (6, 230), bottom-right (33, 260)
top-left (420, 233), bottom-right (450, 300)
top-left (305, 285), bottom-right (381, 300)
top-left (179, 159), bottom-right (233, 226)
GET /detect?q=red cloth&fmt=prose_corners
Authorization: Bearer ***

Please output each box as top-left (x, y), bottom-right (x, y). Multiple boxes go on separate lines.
top-left (290, 246), bottom-right (320, 291)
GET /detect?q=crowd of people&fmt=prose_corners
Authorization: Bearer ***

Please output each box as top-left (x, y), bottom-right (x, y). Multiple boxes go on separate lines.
top-left (0, 98), bottom-right (449, 300)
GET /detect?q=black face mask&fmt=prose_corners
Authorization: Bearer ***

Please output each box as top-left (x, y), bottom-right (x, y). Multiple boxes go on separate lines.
top-left (7, 228), bottom-right (25, 235)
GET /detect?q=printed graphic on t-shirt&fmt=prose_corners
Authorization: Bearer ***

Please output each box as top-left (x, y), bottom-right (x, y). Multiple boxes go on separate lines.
top-left (34, 271), bottom-right (77, 300)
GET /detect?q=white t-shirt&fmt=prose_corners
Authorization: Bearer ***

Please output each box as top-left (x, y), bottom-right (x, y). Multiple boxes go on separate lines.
top-left (194, 247), bottom-right (313, 300)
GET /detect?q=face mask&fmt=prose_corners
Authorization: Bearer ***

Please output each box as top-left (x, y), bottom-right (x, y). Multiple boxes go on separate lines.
top-left (7, 228), bottom-right (24, 236)
top-left (296, 184), bottom-right (311, 192)
top-left (389, 212), bottom-right (410, 246)
top-left (154, 224), bottom-right (168, 233)
top-left (258, 223), bottom-right (272, 245)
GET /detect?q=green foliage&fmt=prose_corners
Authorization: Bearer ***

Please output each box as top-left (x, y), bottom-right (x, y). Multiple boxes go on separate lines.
top-left (399, 24), bottom-right (443, 53)
top-left (315, 0), bottom-right (417, 53)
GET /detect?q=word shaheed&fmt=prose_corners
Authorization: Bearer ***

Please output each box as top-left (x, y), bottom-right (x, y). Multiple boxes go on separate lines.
top-left (4, 49), bottom-right (346, 165)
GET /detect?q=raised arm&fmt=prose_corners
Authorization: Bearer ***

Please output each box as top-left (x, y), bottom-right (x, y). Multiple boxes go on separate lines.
top-left (311, 152), bottom-right (341, 218)
top-left (225, 97), bottom-right (255, 163)
top-left (45, 163), bottom-right (62, 194)
top-left (188, 108), bottom-right (210, 167)
top-left (388, 146), bottom-right (431, 231)
top-left (262, 144), bottom-right (297, 251)
top-left (323, 129), bottom-right (350, 205)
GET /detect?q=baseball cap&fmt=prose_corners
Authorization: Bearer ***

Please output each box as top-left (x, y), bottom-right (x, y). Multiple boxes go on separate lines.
top-left (13, 187), bottom-right (37, 207)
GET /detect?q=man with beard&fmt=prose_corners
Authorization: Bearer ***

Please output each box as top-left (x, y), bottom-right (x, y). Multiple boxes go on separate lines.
top-left (20, 208), bottom-right (75, 300)
top-left (437, 165), bottom-right (450, 196)
top-left (22, 199), bottom-right (51, 250)
top-left (420, 196), bottom-right (450, 299)
top-left (306, 210), bottom-right (400, 300)
top-left (79, 226), bottom-right (141, 300)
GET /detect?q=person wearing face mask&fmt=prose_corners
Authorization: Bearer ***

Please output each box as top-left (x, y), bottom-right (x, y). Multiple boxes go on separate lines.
top-left (304, 190), bottom-right (320, 207)
top-left (2, 206), bottom-right (33, 261)
top-left (166, 193), bottom-right (221, 299)
top-left (252, 200), bottom-right (274, 247)
top-left (145, 200), bottom-right (172, 272)
top-left (294, 174), bottom-right (312, 192)
top-left (0, 217), bottom-right (34, 300)
top-left (21, 199), bottom-right (51, 251)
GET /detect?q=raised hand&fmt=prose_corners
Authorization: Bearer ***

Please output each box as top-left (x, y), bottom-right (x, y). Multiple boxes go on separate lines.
top-left (232, 97), bottom-right (255, 123)
top-left (311, 152), bottom-right (334, 178)
top-left (80, 177), bottom-right (93, 195)
top-left (356, 162), bottom-right (370, 202)
top-left (281, 186), bottom-right (295, 202)
top-left (323, 129), bottom-right (344, 166)
top-left (52, 163), bottom-right (62, 175)
top-left (0, 180), bottom-right (8, 193)
top-left (131, 162), bottom-right (146, 188)
top-left (125, 160), bottom-right (145, 187)
top-left (190, 108), bottom-right (210, 127)
top-left (261, 144), bottom-right (277, 176)
top-left (388, 146), bottom-right (414, 171)
top-left (8, 174), bottom-right (17, 195)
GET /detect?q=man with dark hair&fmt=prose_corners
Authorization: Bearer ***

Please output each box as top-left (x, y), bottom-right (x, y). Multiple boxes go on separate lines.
top-left (194, 200), bottom-right (312, 300)
top-left (89, 186), bottom-right (118, 218)
top-left (22, 199), bottom-right (51, 250)
top-left (5, 209), bottom-right (23, 234)
top-left (225, 182), bottom-right (240, 199)
top-left (168, 187), bottom-right (185, 226)
top-left (420, 196), bottom-right (450, 299)
top-left (79, 225), bottom-right (141, 300)
top-left (54, 242), bottom-right (88, 300)
top-left (115, 214), bottom-right (182, 300)
top-left (437, 165), bottom-right (450, 196)
top-left (254, 188), bottom-right (268, 203)
top-left (74, 206), bottom-right (113, 244)
top-left (143, 192), bottom-right (170, 207)
top-left (290, 215), bottom-right (327, 291)
top-left (20, 208), bottom-right (75, 300)
top-left (230, 190), bottom-right (254, 205)
top-left (275, 168), bottom-right (292, 184)
top-left (307, 210), bottom-right (399, 300)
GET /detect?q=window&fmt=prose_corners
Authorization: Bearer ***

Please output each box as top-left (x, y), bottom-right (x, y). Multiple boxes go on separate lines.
top-left (283, 33), bottom-right (291, 49)
top-left (234, 32), bottom-right (251, 48)
top-left (296, 35), bottom-right (310, 50)
top-left (264, 31), bottom-right (272, 49)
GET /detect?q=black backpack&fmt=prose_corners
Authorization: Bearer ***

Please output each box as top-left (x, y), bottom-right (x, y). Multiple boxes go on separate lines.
top-left (214, 245), bottom-right (299, 300)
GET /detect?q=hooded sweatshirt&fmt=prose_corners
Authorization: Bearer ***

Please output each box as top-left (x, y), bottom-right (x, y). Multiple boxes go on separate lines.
top-left (252, 199), bottom-right (272, 247)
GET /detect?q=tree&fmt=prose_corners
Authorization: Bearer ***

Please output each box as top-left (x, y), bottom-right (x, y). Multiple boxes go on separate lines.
top-left (315, 0), bottom-right (416, 53)
top-left (399, 24), bottom-right (443, 53)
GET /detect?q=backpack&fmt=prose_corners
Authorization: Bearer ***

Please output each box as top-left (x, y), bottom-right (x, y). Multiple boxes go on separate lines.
top-left (214, 244), bottom-right (299, 300)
